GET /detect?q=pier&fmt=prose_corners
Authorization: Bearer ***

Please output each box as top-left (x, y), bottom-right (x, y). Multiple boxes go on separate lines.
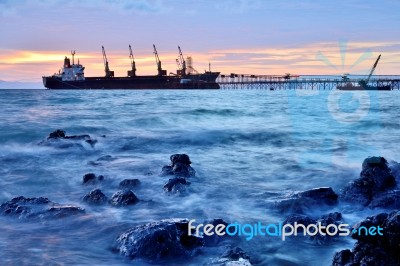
top-left (217, 74), bottom-right (400, 90)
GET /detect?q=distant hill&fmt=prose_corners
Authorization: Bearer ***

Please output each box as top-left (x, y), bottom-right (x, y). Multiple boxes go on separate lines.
top-left (0, 80), bottom-right (43, 89)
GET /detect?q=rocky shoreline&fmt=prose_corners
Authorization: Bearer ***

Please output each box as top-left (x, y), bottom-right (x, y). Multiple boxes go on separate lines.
top-left (0, 130), bottom-right (399, 265)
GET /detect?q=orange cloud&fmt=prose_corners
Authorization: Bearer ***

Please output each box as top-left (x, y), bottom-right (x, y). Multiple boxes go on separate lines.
top-left (0, 41), bottom-right (399, 82)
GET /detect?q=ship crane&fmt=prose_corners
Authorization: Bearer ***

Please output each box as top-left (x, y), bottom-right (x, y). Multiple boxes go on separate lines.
top-left (176, 59), bottom-right (182, 70)
top-left (102, 46), bottom-right (114, 78)
top-left (128, 44), bottom-right (136, 77)
top-left (359, 54), bottom-right (381, 87)
top-left (153, 44), bottom-right (166, 76)
top-left (177, 46), bottom-right (186, 76)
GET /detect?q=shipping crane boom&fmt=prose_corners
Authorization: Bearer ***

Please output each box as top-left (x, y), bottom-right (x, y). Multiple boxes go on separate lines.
top-left (366, 54), bottom-right (381, 84)
top-left (128, 44), bottom-right (136, 77)
top-left (359, 54), bottom-right (381, 87)
top-left (153, 44), bottom-right (166, 76)
top-left (177, 46), bottom-right (186, 76)
top-left (102, 46), bottom-right (114, 78)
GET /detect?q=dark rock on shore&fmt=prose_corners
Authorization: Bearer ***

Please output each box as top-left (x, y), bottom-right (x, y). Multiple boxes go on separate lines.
top-left (368, 190), bottom-right (400, 209)
top-left (83, 173), bottom-right (104, 184)
top-left (114, 219), bottom-right (203, 261)
top-left (161, 154), bottom-right (195, 178)
top-left (83, 189), bottom-right (108, 204)
top-left (332, 211), bottom-right (400, 266)
top-left (283, 212), bottom-right (344, 244)
top-left (40, 129), bottom-right (97, 148)
top-left (275, 187), bottom-right (338, 214)
top-left (0, 196), bottom-right (84, 220)
top-left (219, 247), bottom-right (252, 266)
top-left (341, 157), bottom-right (396, 207)
top-left (163, 177), bottom-right (190, 193)
top-left (283, 214), bottom-right (316, 228)
top-left (119, 179), bottom-right (141, 189)
top-left (109, 190), bottom-right (139, 206)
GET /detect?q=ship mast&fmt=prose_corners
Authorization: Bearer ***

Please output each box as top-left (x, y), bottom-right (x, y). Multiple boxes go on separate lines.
top-left (71, 50), bottom-right (75, 65)
top-left (102, 46), bottom-right (114, 78)
top-left (128, 44), bottom-right (136, 77)
top-left (153, 44), bottom-right (166, 76)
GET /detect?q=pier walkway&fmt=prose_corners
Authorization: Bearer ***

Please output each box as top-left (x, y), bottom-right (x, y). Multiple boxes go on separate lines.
top-left (217, 74), bottom-right (400, 90)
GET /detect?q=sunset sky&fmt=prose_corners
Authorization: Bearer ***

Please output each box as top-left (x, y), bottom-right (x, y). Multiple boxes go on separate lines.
top-left (0, 0), bottom-right (399, 82)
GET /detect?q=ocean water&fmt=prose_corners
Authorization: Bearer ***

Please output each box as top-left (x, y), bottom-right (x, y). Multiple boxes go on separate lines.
top-left (0, 89), bottom-right (399, 265)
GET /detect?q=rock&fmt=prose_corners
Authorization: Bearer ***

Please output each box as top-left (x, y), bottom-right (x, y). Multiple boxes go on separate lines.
top-left (0, 196), bottom-right (84, 220)
top-left (332, 249), bottom-right (354, 266)
top-left (109, 190), bottom-right (139, 206)
top-left (40, 129), bottom-right (97, 147)
top-left (170, 154), bottom-right (192, 166)
top-left (82, 173), bottom-right (104, 184)
top-left (283, 212), bottom-right (344, 244)
top-left (389, 160), bottom-right (400, 182)
top-left (217, 247), bottom-right (252, 266)
top-left (332, 211), bottom-right (400, 266)
top-left (161, 154), bottom-right (196, 178)
top-left (83, 189), bottom-right (108, 204)
top-left (368, 190), bottom-right (400, 209)
top-left (275, 187), bottom-right (338, 214)
top-left (163, 177), bottom-right (190, 193)
top-left (114, 218), bottom-right (203, 261)
top-left (283, 214), bottom-right (316, 228)
top-left (341, 156), bottom-right (396, 206)
top-left (48, 129), bottom-right (66, 139)
top-left (119, 179), bottom-right (141, 189)
top-left (161, 165), bottom-right (174, 176)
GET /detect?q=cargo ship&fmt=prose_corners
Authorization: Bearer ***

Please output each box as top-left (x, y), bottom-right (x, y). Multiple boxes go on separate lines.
top-left (43, 45), bottom-right (220, 90)
top-left (337, 54), bottom-right (391, 91)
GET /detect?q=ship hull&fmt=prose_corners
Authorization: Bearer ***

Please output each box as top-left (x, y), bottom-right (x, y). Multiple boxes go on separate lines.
top-left (337, 84), bottom-right (391, 91)
top-left (43, 73), bottom-right (220, 90)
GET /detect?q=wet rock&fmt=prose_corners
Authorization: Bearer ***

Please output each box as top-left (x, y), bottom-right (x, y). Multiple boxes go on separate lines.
top-left (332, 249), bottom-right (354, 266)
top-left (283, 214), bottom-right (316, 228)
top-left (83, 173), bottom-right (104, 184)
top-left (161, 154), bottom-right (195, 178)
top-left (119, 179), bottom-right (141, 189)
top-left (283, 212), bottom-right (344, 244)
top-left (275, 187), bottom-right (338, 214)
top-left (48, 129), bottom-right (66, 139)
top-left (389, 160), bottom-right (400, 182)
top-left (368, 190), bottom-right (400, 209)
top-left (114, 218), bottom-right (203, 261)
top-left (83, 189), bottom-right (108, 204)
top-left (161, 165), bottom-right (173, 176)
top-left (40, 129), bottom-right (97, 147)
top-left (109, 190), bottom-right (139, 206)
top-left (341, 156), bottom-right (396, 206)
top-left (163, 177), bottom-right (190, 193)
top-left (0, 196), bottom-right (84, 220)
top-left (171, 154), bottom-right (192, 166)
top-left (215, 247), bottom-right (252, 266)
top-left (332, 211), bottom-right (400, 266)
